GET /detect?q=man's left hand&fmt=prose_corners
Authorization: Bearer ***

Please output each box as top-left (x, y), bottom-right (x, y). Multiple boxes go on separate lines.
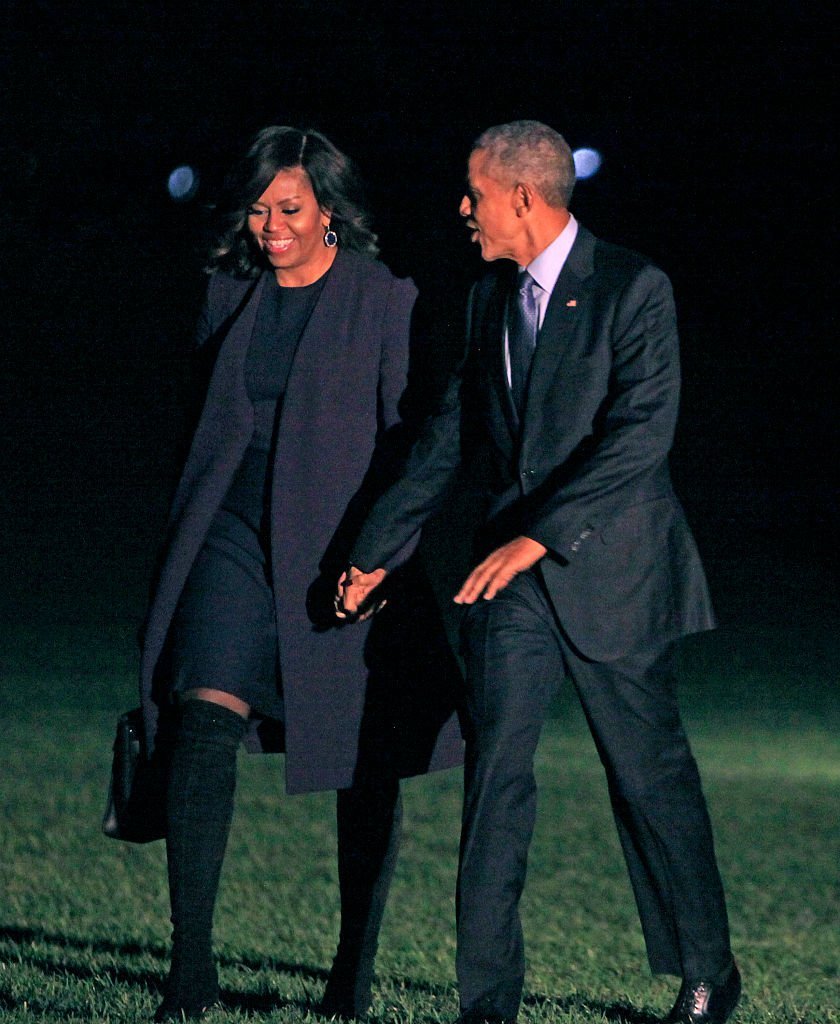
top-left (454, 536), bottom-right (548, 604)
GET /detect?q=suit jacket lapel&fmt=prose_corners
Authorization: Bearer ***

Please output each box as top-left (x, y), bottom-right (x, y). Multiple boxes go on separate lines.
top-left (523, 226), bottom-right (596, 427)
top-left (478, 263), bottom-right (519, 437)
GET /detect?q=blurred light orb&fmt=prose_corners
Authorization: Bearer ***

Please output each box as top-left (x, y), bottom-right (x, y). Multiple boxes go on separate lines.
top-left (573, 148), bottom-right (603, 179)
top-left (167, 165), bottom-right (199, 202)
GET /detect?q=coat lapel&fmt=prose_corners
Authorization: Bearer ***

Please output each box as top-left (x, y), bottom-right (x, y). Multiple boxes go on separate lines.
top-left (202, 273), bottom-right (266, 438)
top-left (522, 226), bottom-right (596, 428)
top-left (478, 264), bottom-right (519, 437)
top-left (170, 272), bottom-right (265, 523)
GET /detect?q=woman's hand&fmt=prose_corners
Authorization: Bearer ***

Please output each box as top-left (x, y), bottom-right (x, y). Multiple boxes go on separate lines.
top-left (335, 566), bottom-right (388, 621)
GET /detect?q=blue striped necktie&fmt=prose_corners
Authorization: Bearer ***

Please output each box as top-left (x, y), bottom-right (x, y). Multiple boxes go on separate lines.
top-left (508, 270), bottom-right (538, 416)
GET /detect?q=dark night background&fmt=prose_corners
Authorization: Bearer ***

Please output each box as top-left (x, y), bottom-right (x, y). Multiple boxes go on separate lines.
top-left (0, 1), bottom-right (836, 650)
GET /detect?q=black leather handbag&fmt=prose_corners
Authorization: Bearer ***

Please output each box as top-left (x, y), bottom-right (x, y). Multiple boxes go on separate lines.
top-left (102, 708), bottom-right (167, 843)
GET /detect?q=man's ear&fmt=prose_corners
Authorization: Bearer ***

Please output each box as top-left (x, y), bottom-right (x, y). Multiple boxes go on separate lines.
top-left (513, 182), bottom-right (536, 217)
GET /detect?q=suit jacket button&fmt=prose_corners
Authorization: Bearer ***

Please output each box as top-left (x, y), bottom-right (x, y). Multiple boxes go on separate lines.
top-left (571, 540), bottom-right (581, 553)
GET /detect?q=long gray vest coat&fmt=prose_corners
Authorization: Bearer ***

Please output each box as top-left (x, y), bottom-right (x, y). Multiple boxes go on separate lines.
top-left (140, 250), bottom-right (463, 793)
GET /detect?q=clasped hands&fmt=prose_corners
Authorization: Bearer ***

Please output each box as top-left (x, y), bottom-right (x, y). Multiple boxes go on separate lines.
top-left (334, 567), bottom-right (388, 622)
top-left (334, 536), bottom-right (547, 620)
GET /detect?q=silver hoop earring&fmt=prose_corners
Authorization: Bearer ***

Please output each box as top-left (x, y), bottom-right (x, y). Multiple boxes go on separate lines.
top-left (323, 226), bottom-right (338, 248)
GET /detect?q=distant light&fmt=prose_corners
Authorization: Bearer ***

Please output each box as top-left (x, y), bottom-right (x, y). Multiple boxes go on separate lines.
top-left (167, 165), bottom-right (199, 202)
top-left (573, 148), bottom-right (603, 180)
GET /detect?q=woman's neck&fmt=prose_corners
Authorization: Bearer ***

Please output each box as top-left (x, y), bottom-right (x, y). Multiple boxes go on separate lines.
top-left (273, 245), bottom-right (338, 288)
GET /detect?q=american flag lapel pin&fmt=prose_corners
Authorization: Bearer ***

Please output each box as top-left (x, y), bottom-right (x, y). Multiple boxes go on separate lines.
top-left (566, 299), bottom-right (577, 307)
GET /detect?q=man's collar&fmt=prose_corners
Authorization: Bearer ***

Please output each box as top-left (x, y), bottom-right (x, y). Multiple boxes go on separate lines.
top-left (526, 214), bottom-right (579, 295)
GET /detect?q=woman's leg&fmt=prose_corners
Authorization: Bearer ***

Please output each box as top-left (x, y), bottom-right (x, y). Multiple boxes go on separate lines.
top-left (156, 691), bottom-right (248, 1021)
top-left (321, 770), bottom-right (402, 1019)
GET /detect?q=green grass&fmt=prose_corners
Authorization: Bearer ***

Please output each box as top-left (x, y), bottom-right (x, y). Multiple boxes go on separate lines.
top-left (1, 620), bottom-right (838, 1023)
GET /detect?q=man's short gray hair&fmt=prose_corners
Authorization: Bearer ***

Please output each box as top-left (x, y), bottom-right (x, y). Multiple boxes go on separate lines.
top-left (475, 120), bottom-right (576, 209)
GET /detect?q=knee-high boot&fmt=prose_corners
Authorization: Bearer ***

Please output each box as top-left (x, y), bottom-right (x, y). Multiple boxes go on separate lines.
top-left (155, 699), bottom-right (247, 1022)
top-left (321, 773), bottom-right (402, 1019)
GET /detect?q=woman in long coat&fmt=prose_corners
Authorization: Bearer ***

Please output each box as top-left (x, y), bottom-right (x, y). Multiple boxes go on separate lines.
top-left (139, 126), bottom-right (463, 1021)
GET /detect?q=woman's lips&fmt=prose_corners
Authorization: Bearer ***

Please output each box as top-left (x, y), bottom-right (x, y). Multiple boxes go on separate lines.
top-left (264, 238), bottom-right (294, 253)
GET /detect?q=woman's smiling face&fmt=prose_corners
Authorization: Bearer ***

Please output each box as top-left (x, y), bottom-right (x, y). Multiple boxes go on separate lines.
top-left (246, 167), bottom-right (334, 285)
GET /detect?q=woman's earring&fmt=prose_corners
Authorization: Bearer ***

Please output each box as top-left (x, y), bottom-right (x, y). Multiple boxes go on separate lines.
top-left (323, 224), bottom-right (338, 248)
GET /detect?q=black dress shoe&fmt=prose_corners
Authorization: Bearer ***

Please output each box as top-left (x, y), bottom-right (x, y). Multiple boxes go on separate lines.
top-left (664, 962), bottom-right (741, 1023)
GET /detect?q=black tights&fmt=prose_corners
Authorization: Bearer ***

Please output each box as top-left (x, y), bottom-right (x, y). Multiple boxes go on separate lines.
top-left (158, 698), bottom-right (402, 1020)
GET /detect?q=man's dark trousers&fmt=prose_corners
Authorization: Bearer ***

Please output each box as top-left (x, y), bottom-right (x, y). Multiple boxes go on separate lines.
top-left (455, 570), bottom-right (732, 1019)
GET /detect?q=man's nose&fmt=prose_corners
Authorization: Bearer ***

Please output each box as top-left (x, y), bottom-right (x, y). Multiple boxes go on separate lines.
top-left (459, 195), bottom-right (471, 218)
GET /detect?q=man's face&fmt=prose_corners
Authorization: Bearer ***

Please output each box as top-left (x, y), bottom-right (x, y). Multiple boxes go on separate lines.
top-left (459, 149), bottom-right (522, 263)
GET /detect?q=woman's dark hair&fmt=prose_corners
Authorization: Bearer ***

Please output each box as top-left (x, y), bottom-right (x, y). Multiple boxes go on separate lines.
top-left (207, 126), bottom-right (378, 276)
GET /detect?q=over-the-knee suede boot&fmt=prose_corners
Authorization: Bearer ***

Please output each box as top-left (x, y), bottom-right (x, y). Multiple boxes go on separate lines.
top-left (155, 700), bottom-right (247, 1022)
top-left (321, 774), bottom-right (402, 1019)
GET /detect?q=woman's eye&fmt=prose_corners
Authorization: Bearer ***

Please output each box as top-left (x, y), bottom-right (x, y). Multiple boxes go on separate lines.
top-left (247, 207), bottom-right (266, 217)
top-left (282, 208), bottom-right (300, 215)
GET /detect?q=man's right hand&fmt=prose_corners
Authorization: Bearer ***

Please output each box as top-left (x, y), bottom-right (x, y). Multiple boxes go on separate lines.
top-left (335, 565), bottom-right (388, 621)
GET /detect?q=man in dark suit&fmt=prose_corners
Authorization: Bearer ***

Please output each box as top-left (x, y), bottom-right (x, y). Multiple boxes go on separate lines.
top-left (338, 121), bottom-right (740, 1024)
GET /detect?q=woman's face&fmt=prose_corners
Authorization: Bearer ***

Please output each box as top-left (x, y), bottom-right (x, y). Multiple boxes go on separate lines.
top-left (246, 166), bottom-right (334, 285)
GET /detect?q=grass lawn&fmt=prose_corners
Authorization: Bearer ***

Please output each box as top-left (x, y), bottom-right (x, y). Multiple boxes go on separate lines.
top-left (1, 615), bottom-right (837, 1024)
